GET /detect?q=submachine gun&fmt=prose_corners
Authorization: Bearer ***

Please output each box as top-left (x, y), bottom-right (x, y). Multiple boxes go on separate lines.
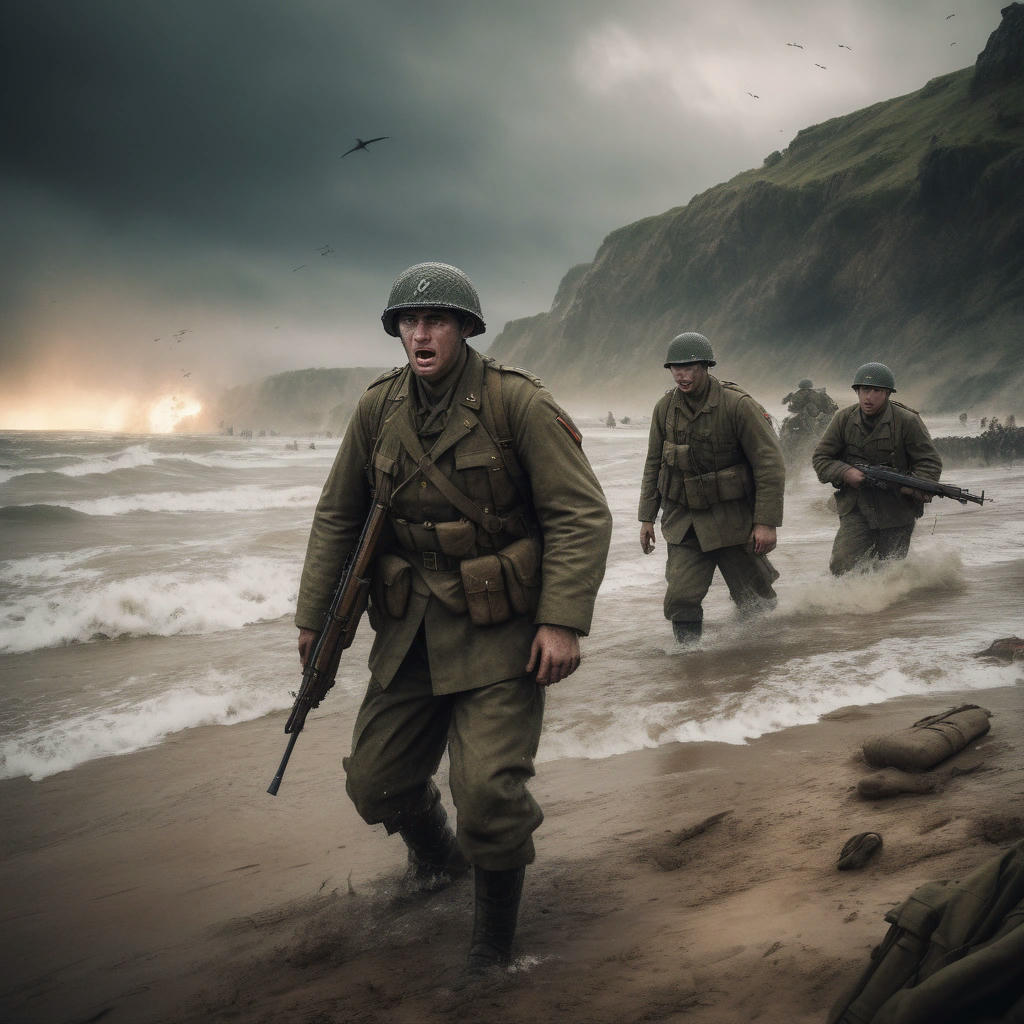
top-left (267, 482), bottom-right (391, 796)
top-left (854, 463), bottom-right (989, 506)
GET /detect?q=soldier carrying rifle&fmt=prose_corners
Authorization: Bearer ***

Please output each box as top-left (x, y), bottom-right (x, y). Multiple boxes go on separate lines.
top-left (288, 262), bottom-right (612, 977)
top-left (812, 363), bottom-right (943, 574)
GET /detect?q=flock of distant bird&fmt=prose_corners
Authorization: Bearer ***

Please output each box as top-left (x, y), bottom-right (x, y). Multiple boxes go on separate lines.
top-left (748, 15), bottom-right (958, 99)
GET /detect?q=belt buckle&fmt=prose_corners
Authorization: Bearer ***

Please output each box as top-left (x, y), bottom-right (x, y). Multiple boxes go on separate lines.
top-left (422, 551), bottom-right (440, 571)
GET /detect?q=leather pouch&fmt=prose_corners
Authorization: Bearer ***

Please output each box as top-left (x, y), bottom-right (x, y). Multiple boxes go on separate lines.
top-left (460, 553), bottom-right (511, 626)
top-left (715, 463), bottom-right (752, 502)
top-left (435, 518), bottom-right (477, 558)
top-left (374, 553), bottom-right (412, 618)
top-left (659, 441), bottom-right (689, 505)
top-left (497, 537), bottom-right (542, 616)
top-left (683, 469), bottom-right (717, 509)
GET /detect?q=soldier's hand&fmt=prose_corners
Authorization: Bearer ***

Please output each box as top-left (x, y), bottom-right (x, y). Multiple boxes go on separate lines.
top-left (750, 524), bottom-right (777, 555)
top-left (526, 624), bottom-right (581, 686)
top-left (842, 466), bottom-right (865, 489)
top-left (640, 522), bottom-right (656, 554)
top-left (899, 486), bottom-right (933, 504)
top-left (297, 628), bottom-right (317, 668)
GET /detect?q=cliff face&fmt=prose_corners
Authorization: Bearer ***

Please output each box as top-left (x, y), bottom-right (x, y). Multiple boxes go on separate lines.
top-left (214, 366), bottom-right (389, 435)
top-left (488, 5), bottom-right (1024, 414)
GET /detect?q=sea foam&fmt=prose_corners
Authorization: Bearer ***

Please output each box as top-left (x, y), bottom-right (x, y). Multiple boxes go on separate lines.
top-left (57, 484), bottom-right (321, 516)
top-left (0, 670), bottom-right (292, 781)
top-left (0, 556), bottom-right (299, 653)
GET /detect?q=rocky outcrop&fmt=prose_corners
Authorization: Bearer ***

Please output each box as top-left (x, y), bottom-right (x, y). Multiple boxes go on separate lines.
top-left (971, 2), bottom-right (1024, 97)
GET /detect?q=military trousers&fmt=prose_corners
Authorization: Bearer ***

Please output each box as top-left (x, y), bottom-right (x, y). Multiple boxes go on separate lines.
top-left (343, 626), bottom-right (545, 871)
top-left (664, 527), bottom-right (778, 624)
top-left (829, 509), bottom-right (915, 576)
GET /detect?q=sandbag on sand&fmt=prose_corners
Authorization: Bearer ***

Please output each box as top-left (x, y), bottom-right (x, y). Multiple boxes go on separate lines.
top-left (857, 768), bottom-right (940, 800)
top-left (862, 704), bottom-right (991, 772)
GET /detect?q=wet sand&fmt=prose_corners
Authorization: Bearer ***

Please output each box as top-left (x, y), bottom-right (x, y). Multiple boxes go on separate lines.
top-left (1, 681), bottom-right (1022, 1024)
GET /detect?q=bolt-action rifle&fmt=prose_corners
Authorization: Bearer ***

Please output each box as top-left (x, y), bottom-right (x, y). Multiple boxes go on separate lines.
top-left (267, 481), bottom-right (392, 796)
top-left (854, 463), bottom-right (988, 506)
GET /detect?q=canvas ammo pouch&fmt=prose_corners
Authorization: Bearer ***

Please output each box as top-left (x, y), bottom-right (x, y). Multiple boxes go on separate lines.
top-left (683, 462), bottom-right (752, 510)
top-left (460, 553), bottom-right (511, 626)
top-left (497, 537), bottom-right (542, 616)
top-left (434, 518), bottom-right (477, 558)
top-left (374, 553), bottom-right (412, 618)
top-left (659, 441), bottom-right (690, 504)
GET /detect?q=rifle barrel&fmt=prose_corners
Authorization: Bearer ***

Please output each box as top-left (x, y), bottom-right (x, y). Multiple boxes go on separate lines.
top-left (267, 729), bottom-right (300, 796)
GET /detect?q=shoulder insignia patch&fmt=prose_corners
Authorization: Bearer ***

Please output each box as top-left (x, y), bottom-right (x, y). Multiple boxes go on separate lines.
top-left (556, 413), bottom-right (583, 447)
top-left (366, 366), bottom-right (405, 391)
top-left (499, 364), bottom-right (544, 388)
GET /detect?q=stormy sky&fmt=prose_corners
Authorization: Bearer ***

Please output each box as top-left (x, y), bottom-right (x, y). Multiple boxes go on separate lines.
top-left (0, 0), bottom-right (1007, 429)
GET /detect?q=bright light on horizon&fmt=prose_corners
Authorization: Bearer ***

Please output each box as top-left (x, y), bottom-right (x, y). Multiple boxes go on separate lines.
top-left (0, 390), bottom-right (203, 433)
top-left (149, 394), bottom-right (202, 433)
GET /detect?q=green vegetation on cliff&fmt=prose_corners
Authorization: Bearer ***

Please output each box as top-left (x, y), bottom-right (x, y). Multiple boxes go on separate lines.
top-left (489, 5), bottom-right (1024, 414)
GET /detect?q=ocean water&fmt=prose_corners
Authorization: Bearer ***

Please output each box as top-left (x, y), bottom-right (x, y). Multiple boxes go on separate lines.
top-left (1, 419), bottom-right (1021, 782)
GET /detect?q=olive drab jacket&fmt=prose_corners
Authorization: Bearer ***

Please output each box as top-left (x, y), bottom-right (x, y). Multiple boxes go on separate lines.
top-left (638, 376), bottom-right (785, 551)
top-left (812, 401), bottom-right (942, 529)
top-left (295, 346), bottom-right (612, 694)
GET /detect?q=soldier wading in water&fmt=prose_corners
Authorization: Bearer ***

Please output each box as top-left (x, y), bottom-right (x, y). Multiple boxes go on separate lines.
top-left (638, 332), bottom-right (785, 644)
top-left (295, 262), bottom-right (612, 975)
top-left (813, 362), bottom-right (942, 574)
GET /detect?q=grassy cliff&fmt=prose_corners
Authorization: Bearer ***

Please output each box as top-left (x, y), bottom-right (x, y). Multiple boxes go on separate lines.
top-left (488, 5), bottom-right (1024, 414)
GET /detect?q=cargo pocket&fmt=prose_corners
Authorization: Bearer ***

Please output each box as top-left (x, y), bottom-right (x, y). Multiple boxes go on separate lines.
top-left (498, 537), bottom-right (542, 617)
top-left (374, 553), bottom-right (412, 619)
top-left (460, 553), bottom-right (511, 626)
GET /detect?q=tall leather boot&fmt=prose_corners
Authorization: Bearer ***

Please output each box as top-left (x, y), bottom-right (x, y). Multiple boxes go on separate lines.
top-left (672, 618), bottom-right (703, 645)
top-left (466, 866), bottom-right (526, 974)
top-left (397, 784), bottom-right (469, 890)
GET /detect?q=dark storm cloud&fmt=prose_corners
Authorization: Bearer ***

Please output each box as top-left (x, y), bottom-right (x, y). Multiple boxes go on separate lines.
top-left (0, 0), bottom-right (1009, 417)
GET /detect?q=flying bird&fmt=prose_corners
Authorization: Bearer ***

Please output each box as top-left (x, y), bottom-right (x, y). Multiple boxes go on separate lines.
top-left (838, 43), bottom-right (852, 50)
top-left (950, 41), bottom-right (957, 45)
top-left (815, 63), bottom-right (828, 70)
top-left (786, 42), bottom-right (804, 48)
top-left (746, 92), bottom-right (760, 99)
top-left (946, 12), bottom-right (956, 19)
top-left (181, 371), bottom-right (191, 378)
top-left (341, 136), bottom-right (389, 158)
top-left (319, 244), bottom-right (335, 255)
top-left (292, 264), bottom-right (307, 272)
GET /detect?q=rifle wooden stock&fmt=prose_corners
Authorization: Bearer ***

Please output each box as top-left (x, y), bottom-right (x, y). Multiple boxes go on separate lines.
top-left (268, 488), bottom-right (390, 796)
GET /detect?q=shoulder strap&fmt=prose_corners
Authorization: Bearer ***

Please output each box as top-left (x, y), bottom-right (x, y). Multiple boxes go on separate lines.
top-left (388, 412), bottom-right (507, 535)
top-left (365, 366), bottom-right (408, 489)
top-left (483, 362), bottom-right (529, 485)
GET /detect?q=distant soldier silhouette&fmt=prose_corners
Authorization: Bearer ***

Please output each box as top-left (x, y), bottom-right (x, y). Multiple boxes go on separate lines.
top-left (779, 379), bottom-right (838, 466)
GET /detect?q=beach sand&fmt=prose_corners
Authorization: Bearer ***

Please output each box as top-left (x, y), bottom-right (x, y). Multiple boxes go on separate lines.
top-left (2, 681), bottom-right (1022, 1024)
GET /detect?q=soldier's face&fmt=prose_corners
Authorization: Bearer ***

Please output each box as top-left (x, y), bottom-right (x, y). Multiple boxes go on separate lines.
top-left (397, 308), bottom-right (471, 382)
top-left (854, 386), bottom-right (890, 416)
top-left (668, 361), bottom-right (709, 393)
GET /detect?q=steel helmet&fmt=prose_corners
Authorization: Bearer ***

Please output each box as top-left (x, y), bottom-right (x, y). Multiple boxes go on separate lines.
top-left (798, 378), bottom-right (814, 390)
top-left (852, 362), bottom-right (896, 391)
top-left (381, 261), bottom-right (486, 337)
top-left (664, 332), bottom-right (716, 367)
